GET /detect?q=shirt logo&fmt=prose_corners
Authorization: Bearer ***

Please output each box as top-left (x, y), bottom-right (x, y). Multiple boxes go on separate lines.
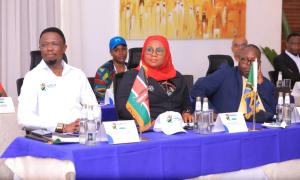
top-left (40, 83), bottom-right (56, 91)
top-left (40, 83), bottom-right (46, 91)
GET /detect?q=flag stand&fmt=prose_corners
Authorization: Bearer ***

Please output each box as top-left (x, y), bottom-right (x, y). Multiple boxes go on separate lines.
top-left (139, 129), bottom-right (150, 141)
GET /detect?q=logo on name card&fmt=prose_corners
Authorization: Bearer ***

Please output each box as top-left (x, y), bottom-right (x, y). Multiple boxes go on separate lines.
top-left (112, 123), bottom-right (117, 130)
top-left (225, 114), bottom-right (237, 121)
top-left (112, 122), bottom-right (126, 130)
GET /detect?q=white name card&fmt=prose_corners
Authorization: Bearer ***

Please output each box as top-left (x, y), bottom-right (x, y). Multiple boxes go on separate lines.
top-left (292, 107), bottom-right (300, 123)
top-left (103, 120), bottom-right (140, 144)
top-left (212, 112), bottom-right (248, 133)
top-left (0, 97), bottom-right (15, 113)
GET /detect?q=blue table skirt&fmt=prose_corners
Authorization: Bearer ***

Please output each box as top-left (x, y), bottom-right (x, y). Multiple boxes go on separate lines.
top-left (2, 123), bottom-right (300, 179)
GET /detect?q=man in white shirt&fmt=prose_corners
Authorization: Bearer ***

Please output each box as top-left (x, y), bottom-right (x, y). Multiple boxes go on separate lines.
top-left (274, 32), bottom-right (300, 87)
top-left (18, 27), bottom-right (97, 132)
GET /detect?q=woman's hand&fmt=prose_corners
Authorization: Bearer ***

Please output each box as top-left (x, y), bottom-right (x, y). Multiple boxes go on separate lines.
top-left (63, 119), bottom-right (80, 133)
top-left (182, 112), bottom-right (193, 123)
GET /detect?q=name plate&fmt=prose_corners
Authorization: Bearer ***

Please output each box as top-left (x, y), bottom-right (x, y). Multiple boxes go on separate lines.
top-left (292, 107), bottom-right (300, 123)
top-left (212, 112), bottom-right (248, 133)
top-left (0, 97), bottom-right (15, 113)
top-left (103, 120), bottom-right (140, 144)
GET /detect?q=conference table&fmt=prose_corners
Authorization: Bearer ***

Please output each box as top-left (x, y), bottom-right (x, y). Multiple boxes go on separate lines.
top-left (2, 121), bottom-right (300, 179)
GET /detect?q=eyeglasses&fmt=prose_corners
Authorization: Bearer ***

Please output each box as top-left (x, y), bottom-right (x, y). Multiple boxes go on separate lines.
top-left (240, 57), bottom-right (261, 64)
top-left (39, 42), bottom-right (62, 50)
top-left (145, 46), bottom-right (165, 56)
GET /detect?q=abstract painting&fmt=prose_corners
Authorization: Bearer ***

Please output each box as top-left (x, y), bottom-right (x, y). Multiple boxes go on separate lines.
top-left (120, 0), bottom-right (246, 39)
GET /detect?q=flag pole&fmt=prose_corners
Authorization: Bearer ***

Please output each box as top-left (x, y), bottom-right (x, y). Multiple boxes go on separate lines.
top-left (139, 128), bottom-right (143, 141)
top-left (252, 91), bottom-right (257, 130)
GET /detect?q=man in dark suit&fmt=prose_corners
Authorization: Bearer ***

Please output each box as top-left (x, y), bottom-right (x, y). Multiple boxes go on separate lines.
top-left (274, 32), bottom-right (300, 87)
top-left (191, 44), bottom-right (276, 122)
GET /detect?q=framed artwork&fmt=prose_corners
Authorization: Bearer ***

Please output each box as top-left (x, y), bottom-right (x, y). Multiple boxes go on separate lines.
top-left (120, 0), bottom-right (246, 40)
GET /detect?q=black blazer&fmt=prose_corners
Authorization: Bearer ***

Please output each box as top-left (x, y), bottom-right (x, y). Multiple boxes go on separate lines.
top-left (116, 69), bottom-right (192, 120)
top-left (274, 51), bottom-right (300, 87)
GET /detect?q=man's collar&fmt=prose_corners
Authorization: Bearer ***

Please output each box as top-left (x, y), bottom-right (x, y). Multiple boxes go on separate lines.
top-left (37, 60), bottom-right (72, 75)
top-left (286, 50), bottom-right (300, 59)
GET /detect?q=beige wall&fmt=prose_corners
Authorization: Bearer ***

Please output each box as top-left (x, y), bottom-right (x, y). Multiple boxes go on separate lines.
top-left (62, 0), bottom-right (282, 81)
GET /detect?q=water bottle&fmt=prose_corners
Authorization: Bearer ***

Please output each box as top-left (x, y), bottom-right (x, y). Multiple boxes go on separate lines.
top-left (283, 93), bottom-right (291, 126)
top-left (276, 71), bottom-right (283, 87)
top-left (86, 105), bottom-right (97, 146)
top-left (194, 97), bottom-right (202, 133)
top-left (276, 92), bottom-right (284, 125)
top-left (92, 105), bottom-right (102, 142)
top-left (79, 104), bottom-right (88, 144)
top-left (200, 97), bottom-right (210, 134)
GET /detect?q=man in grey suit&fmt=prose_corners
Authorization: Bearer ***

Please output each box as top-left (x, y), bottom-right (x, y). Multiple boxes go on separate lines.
top-left (274, 32), bottom-right (300, 87)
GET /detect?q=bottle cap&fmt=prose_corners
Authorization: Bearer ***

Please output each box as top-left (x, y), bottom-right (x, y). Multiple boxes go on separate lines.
top-left (203, 97), bottom-right (209, 111)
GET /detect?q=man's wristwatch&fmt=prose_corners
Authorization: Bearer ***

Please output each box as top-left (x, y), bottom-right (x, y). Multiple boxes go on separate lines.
top-left (55, 123), bottom-right (64, 133)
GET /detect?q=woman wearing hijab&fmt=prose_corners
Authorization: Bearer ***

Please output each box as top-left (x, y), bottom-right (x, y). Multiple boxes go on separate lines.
top-left (0, 83), bottom-right (7, 97)
top-left (116, 35), bottom-right (193, 122)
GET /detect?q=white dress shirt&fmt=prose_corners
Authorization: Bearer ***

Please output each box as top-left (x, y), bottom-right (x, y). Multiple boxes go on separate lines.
top-left (286, 50), bottom-right (300, 71)
top-left (18, 60), bottom-right (97, 131)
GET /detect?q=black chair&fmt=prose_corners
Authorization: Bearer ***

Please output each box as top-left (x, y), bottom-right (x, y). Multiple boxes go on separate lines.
top-left (206, 54), bottom-right (234, 76)
top-left (128, 47), bottom-right (142, 69)
top-left (113, 73), bottom-right (125, 103)
top-left (16, 78), bottom-right (24, 96)
top-left (30, 50), bottom-right (68, 70)
top-left (113, 72), bottom-right (125, 119)
top-left (183, 75), bottom-right (193, 93)
top-left (268, 71), bottom-right (278, 85)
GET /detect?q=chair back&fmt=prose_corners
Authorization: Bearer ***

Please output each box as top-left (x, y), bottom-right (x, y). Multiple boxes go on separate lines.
top-left (87, 77), bottom-right (95, 90)
top-left (183, 75), bottom-right (193, 93)
top-left (16, 78), bottom-right (24, 96)
top-left (30, 50), bottom-right (68, 70)
top-left (268, 71), bottom-right (278, 85)
top-left (206, 54), bottom-right (234, 76)
top-left (113, 72), bottom-right (125, 119)
top-left (113, 72), bottom-right (125, 104)
top-left (128, 47), bottom-right (142, 69)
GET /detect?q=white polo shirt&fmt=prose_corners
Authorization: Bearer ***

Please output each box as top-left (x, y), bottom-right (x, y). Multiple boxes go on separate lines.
top-left (18, 60), bottom-right (97, 131)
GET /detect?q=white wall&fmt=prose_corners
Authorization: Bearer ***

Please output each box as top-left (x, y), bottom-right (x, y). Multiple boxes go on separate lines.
top-left (62, 0), bottom-right (282, 81)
